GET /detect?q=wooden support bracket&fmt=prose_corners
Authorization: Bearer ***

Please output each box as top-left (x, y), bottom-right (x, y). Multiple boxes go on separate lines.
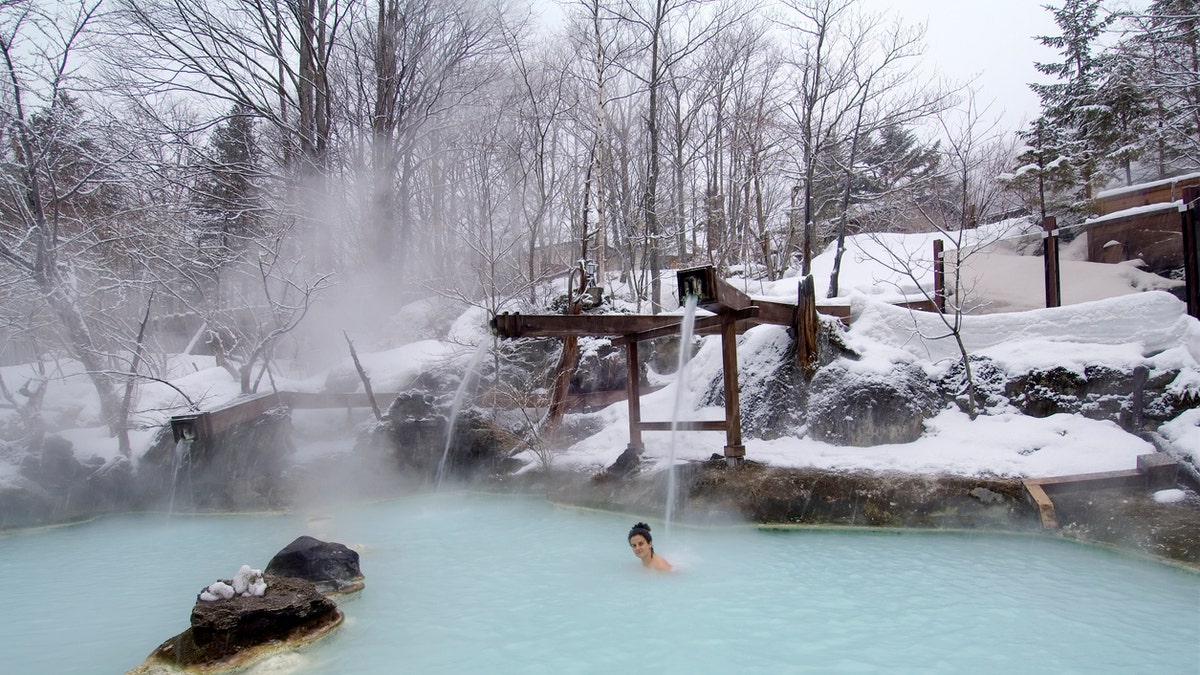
top-left (1022, 480), bottom-right (1059, 529)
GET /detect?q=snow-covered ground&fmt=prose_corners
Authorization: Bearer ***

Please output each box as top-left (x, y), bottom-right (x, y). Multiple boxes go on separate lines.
top-left (549, 289), bottom-right (1200, 478)
top-left (2, 221), bottom-right (1198, 486)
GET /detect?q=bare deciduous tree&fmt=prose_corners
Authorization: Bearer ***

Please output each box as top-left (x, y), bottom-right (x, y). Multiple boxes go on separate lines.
top-left (863, 91), bottom-right (1017, 418)
top-left (777, 0), bottom-right (859, 276)
top-left (0, 0), bottom-right (128, 439)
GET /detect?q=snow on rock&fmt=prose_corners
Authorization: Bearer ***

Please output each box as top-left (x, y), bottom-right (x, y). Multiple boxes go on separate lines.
top-left (232, 565), bottom-right (267, 597)
top-left (751, 409), bottom-right (1154, 478)
top-left (1153, 488), bottom-right (1187, 504)
top-left (200, 582), bottom-right (235, 602)
top-left (447, 305), bottom-right (492, 346)
top-left (846, 290), bottom-right (1200, 371)
top-left (328, 339), bottom-right (459, 393)
top-left (1158, 408), bottom-right (1200, 466)
top-left (199, 566), bottom-right (267, 602)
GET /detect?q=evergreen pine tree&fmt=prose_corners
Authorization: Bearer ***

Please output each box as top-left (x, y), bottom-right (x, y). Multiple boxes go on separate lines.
top-left (1117, 0), bottom-right (1200, 175)
top-left (1097, 46), bottom-right (1151, 185)
top-left (196, 103), bottom-right (262, 269)
top-left (1004, 115), bottom-right (1077, 219)
top-left (1030, 0), bottom-right (1115, 205)
top-left (854, 123), bottom-right (941, 199)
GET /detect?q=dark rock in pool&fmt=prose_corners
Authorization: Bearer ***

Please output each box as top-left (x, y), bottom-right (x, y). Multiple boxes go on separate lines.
top-left (266, 535), bottom-right (365, 593)
top-left (131, 574), bottom-right (341, 673)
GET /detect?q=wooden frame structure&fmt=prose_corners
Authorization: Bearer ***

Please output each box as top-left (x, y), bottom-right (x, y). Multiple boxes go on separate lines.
top-left (491, 266), bottom-right (830, 464)
top-left (170, 391), bottom-right (395, 443)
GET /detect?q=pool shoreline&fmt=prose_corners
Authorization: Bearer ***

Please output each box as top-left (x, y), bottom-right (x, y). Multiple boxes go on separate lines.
top-left (4, 459), bottom-right (1199, 572)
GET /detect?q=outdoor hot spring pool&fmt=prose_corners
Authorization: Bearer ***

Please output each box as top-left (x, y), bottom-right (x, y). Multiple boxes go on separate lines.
top-left (1, 493), bottom-right (1197, 674)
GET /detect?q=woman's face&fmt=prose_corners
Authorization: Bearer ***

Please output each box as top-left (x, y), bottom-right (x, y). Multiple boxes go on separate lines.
top-left (629, 534), bottom-right (652, 561)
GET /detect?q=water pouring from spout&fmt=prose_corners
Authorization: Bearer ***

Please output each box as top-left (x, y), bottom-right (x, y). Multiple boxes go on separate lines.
top-left (436, 341), bottom-right (488, 488)
top-left (168, 437), bottom-right (191, 514)
top-left (665, 293), bottom-right (698, 531)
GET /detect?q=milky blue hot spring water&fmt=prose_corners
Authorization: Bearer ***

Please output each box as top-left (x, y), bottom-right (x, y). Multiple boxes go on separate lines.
top-left (1, 493), bottom-right (1197, 674)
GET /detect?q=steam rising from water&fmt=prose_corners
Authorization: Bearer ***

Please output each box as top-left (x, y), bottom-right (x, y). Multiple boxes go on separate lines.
top-left (286, 407), bottom-right (414, 510)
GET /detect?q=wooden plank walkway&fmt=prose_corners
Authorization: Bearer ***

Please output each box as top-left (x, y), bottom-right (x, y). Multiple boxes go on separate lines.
top-left (170, 391), bottom-right (399, 443)
top-left (1022, 453), bottom-right (1180, 529)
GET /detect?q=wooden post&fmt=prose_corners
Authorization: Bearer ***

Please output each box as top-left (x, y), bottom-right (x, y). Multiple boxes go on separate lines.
top-left (1183, 186), bottom-right (1200, 319)
top-left (546, 263), bottom-right (585, 425)
top-left (624, 339), bottom-right (643, 454)
top-left (797, 275), bottom-right (818, 379)
top-left (720, 314), bottom-right (745, 464)
top-left (1042, 215), bottom-right (1062, 308)
top-left (546, 336), bottom-right (579, 425)
top-left (1131, 365), bottom-right (1148, 433)
top-left (932, 239), bottom-right (945, 313)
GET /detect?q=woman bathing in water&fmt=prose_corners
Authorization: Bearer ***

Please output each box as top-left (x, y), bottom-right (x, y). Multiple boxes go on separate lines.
top-left (628, 522), bottom-right (672, 571)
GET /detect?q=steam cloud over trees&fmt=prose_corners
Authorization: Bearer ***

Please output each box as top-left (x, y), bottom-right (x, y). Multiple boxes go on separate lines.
top-left (0, 0), bottom-right (1195, 442)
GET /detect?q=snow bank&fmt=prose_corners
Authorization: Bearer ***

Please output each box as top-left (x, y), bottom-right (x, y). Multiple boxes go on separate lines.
top-left (4, 220), bottom-right (1200, 482)
top-left (846, 290), bottom-right (1200, 371)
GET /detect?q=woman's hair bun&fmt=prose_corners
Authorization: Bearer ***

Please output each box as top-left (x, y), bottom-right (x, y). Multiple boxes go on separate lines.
top-left (628, 522), bottom-right (653, 541)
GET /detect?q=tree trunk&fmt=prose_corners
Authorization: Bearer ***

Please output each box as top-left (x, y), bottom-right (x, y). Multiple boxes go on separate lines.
top-left (41, 274), bottom-right (122, 434)
top-left (645, 17), bottom-right (663, 315)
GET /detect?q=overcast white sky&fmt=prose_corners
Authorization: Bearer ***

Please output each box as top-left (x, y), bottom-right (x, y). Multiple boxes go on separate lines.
top-left (861, 0), bottom-right (1060, 130)
top-left (537, 0), bottom-right (1062, 131)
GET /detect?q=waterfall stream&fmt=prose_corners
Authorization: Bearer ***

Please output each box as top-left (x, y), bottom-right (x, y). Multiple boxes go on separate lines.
top-left (665, 294), bottom-right (698, 531)
top-left (435, 342), bottom-right (488, 487)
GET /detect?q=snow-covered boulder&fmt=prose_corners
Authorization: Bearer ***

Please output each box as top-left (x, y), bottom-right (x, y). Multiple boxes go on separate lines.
top-left (0, 435), bottom-right (133, 529)
top-left (807, 363), bottom-right (942, 446)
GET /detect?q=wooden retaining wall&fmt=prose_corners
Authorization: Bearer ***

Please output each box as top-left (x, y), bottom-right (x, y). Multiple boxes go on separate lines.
top-left (1083, 173), bottom-right (1200, 271)
top-left (1085, 203), bottom-right (1184, 270)
top-left (1094, 173), bottom-right (1200, 216)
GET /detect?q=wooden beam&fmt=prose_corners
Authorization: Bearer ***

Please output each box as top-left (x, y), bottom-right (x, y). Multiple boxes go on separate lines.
top-left (1022, 453), bottom-right (1180, 530)
top-left (816, 303), bottom-right (851, 320)
top-left (1043, 216), bottom-right (1062, 308)
top-left (634, 420), bottom-right (727, 431)
top-left (751, 299), bottom-right (796, 327)
top-left (491, 312), bottom-right (692, 339)
top-left (1027, 469), bottom-right (1146, 492)
top-left (1183, 186), bottom-right (1200, 318)
top-left (204, 393), bottom-right (282, 433)
top-left (171, 391), bottom-right (401, 443)
top-left (694, 319), bottom-right (761, 336)
top-left (494, 296), bottom-right (850, 343)
top-left (933, 239), bottom-right (945, 313)
top-left (1137, 451), bottom-right (1179, 488)
top-left (612, 307), bottom-right (759, 345)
